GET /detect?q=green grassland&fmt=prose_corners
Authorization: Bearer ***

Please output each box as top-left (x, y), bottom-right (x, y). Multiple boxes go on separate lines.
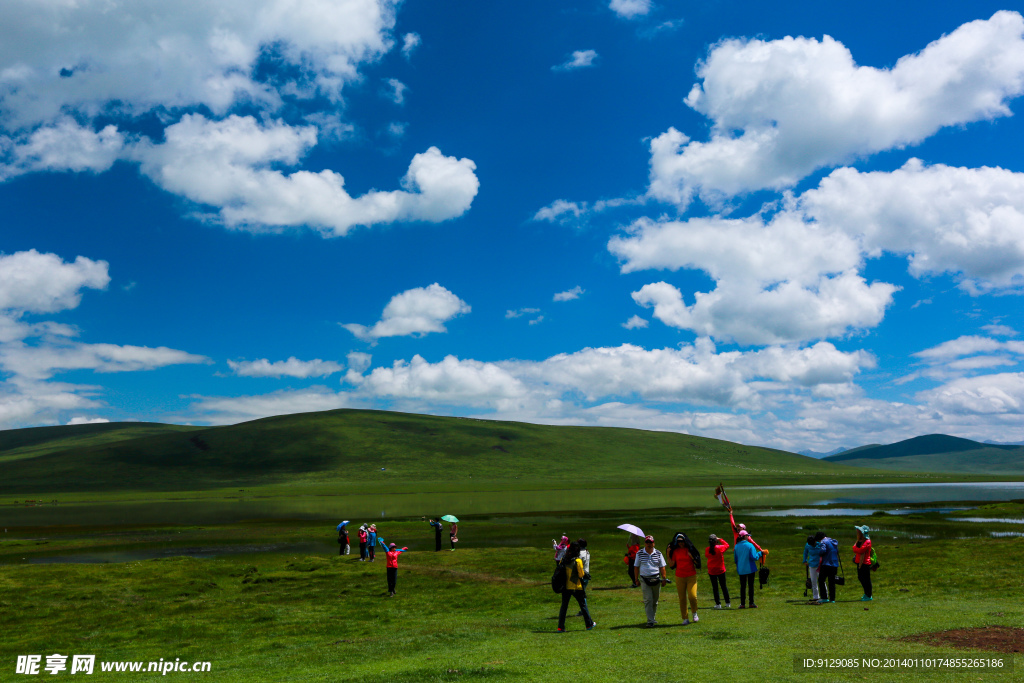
top-left (1, 505), bottom-right (1022, 681)
top-left (0, 410), bottom-right (995, 500)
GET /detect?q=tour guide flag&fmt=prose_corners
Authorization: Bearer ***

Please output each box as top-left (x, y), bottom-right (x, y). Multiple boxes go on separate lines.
top-left (714, 483), bottom-right (732, 512)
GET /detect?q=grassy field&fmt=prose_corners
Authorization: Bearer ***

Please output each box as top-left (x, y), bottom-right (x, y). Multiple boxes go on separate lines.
top-left (1, 410), bottom-right (1006, 500)
top-left (2, 503), bottom-right (1022, 681)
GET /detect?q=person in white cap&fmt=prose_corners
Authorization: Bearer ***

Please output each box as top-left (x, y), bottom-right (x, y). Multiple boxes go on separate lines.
top-left (634, 535), bottom-right (668, 626)
top-left (853, 525), bottom-right (874, 601)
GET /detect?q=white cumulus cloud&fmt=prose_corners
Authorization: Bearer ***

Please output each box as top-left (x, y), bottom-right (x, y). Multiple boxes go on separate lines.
top-left (135, 115), bottom-right (479, 235)
top-left (554, 50), bottom-right (598, 71)
top-left (343, 284), bottom-right (471, 342)
top-left (228, 357), bottom-right (344, 378)
top-left (648, 11), bottom-right (1024, 207)
top-left (610, 0), bottom-right (652, 19)
top-left (0, 250), bottom-right (110, 314)
top-left (553, 286), bottom-right (584, 302)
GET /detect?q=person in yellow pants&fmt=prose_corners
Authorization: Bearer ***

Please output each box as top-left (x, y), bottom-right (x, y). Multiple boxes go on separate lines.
top-left (667, 532), bottom-right (701, 625)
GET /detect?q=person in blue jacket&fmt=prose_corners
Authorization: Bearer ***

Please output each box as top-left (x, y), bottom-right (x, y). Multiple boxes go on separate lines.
top-left (814, 531), bottom-right (840, 604)
top-left (733, 530), bottom-right (763, 608)
top-left (803, 535), bottom-right (822, 603)
top-left (367, 524), bottom-right (379, 562)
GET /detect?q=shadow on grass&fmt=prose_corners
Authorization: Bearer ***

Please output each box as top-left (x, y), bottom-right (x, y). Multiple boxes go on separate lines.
top-left (591, 584), bottom-right (640, 591)
top-left (609, 623), bottom-right (685, 630)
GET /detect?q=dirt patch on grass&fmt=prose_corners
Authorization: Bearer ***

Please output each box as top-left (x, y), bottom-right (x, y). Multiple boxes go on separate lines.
top-left (900, 626), bottom-right (1024, 653)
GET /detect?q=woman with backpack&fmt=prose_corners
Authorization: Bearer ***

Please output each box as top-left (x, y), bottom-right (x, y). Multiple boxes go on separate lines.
top-left (668, 532), bottom-right (702, 624)
top-left (853, 525), bottom-right (873, 601)
top-left (705, 534), bottom-right (731, 609)
top-left (815, 531), bottom-right (840, 604)
top-left (556, 542), bottom-right (596, 632)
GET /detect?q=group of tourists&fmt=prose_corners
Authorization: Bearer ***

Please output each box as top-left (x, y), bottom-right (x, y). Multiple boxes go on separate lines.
top-left (427, 517), bottom-right (459, 551)
top-left (337, 521), bottom-right (410, 596)
top-left (803, 524), bottom-right (876, 604)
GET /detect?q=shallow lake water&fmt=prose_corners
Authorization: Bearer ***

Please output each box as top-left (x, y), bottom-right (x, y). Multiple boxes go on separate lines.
top-left (747, 507), bottom-right (973, 517)
top-left (3, 481), bottom-right (1023, 527)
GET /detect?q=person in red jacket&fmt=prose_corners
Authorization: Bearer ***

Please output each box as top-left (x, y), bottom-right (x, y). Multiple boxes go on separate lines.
top-left (625, 536), bottom-right (641, 587)
top-left (730, 510), bottom-right (763, 552)
top-left (705, 534), bottom-right (731, 608)
top-left (853, 525), bottom-right (873, 601)
top-left (382, 541), bottom-right (408, 597)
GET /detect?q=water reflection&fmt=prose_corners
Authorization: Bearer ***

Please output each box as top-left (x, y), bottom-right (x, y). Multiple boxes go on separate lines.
top-left (3, 481), bottom-right (1023, 526)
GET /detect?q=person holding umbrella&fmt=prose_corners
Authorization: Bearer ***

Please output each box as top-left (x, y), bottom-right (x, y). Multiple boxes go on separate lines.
top-left (428, 517), bottom-right (444, 551)
top-left (617, 524), bottom-right (644, 588)
top-left (337, 521), bottom-right (350, 556)
top-left (443, 515), bottom-right (459, 550)
top-left (634, 534), bottom-right (668, 627)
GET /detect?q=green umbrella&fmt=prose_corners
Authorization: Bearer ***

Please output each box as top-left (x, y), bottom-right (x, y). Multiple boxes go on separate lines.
top-left (441, 515), bottom-right (459, 523)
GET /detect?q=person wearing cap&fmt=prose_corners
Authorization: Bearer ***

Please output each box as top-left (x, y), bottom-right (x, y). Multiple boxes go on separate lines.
top-left (380, 539), bottom-right (408, 597)
top-left (668, 532), bottom-right (701, 624)
top-left (730, 510), bottom-right (764, 553)
top-left (634, 535), bottom-right (668, 626)
top-left (734, 530), bottom-right (763, 608)
top-left (367, 524), bottom-right (378, 562)
top-left (853, 525), bottom-right (873, 601)
top-left (706, 534), bottom-right (731, 608)
top-left (556, 542), bottom-right (596, 632)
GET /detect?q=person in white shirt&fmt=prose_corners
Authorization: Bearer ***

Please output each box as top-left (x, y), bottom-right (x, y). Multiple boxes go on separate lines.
top-left (634, 535), bottom-right (668, 627)
top-left (576, 538), bottom-right (592, 616)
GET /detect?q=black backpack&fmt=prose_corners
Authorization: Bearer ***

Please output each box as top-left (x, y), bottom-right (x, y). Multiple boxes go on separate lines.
top-left (551, 564), bottom-right (566, 594)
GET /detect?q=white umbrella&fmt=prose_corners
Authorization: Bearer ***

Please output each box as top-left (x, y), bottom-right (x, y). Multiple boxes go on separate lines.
top-left (617, 523), bottom-right (644, 538)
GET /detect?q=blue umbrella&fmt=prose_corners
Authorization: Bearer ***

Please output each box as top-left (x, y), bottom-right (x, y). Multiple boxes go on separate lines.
top-left (336, 521), bottom-right (350, 531)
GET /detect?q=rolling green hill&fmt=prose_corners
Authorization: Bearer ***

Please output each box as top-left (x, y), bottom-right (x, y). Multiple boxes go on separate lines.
top-left (0, 409), bottom-right (889, 495)
top-left (824, 433), bottom-right (1024, 474)
top-left (0, 422), bottom-right (202, 464)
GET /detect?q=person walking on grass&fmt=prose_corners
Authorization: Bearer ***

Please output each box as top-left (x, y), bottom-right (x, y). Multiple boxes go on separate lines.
top-left (367, 524), bottom-right (378, 562)
top-left (853, 525), bottom-right (874, 601)
top-left (338, 523), bottom-right (350, 556)
top-left (635, 535), bottom-right (668, 627)
top-left (668, 532), bottom-right (701, 625)
top-left (734, 530), bottom-right (762, 609)
top-left (575, 538), bottom-right (592, 616)
top-left (428, 517), bottom-right (444, 552)
top-left (358, 524), bottom-right (368, 561)
top-left (706, 534), bottom-right (731, 609)
top-left (449, 522), bottom-right (458, 551)
top-left (803, 535), bottom-right (822, 603)
top-left (556, 542), bottom-right (595, 632)
top-left (815, 531), bottom-right (840, 604)
top-left (625, 536), bottom-right (641, 587)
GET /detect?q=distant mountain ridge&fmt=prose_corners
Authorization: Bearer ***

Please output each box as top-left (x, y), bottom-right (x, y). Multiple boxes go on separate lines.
top-left (798, 446), bottom-right (850, 458)
top-left (824, 434), bottom-right (1024, 474)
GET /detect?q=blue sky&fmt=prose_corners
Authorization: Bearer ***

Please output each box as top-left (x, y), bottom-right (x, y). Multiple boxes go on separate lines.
top-left (2, 0), bottom-right (1024, 452)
